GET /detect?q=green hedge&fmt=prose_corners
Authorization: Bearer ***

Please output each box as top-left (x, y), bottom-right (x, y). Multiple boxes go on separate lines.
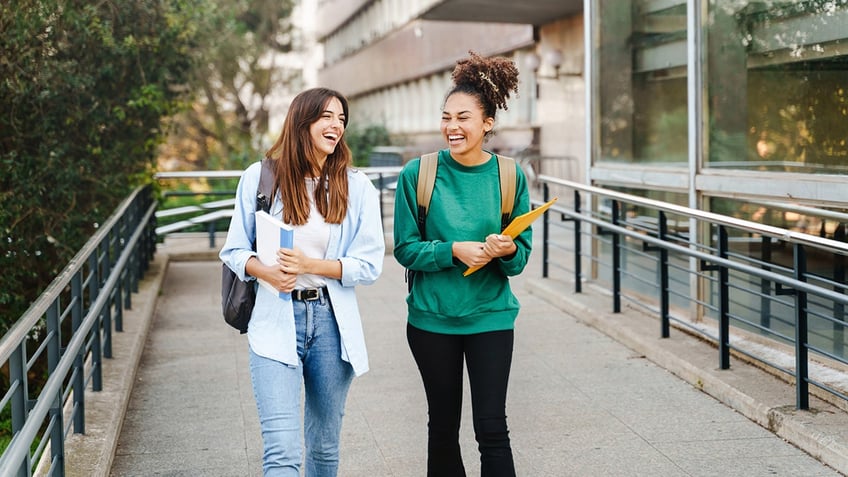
top-left (0, 1), bottom-right (199, 330)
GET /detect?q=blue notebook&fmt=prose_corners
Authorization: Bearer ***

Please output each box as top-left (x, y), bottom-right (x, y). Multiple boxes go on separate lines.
top-left (255, 210), bottom-right (294, 300)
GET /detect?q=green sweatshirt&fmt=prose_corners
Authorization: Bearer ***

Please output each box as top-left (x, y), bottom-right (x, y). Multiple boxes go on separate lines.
top-left (393, 149), bottom-right (533, 335)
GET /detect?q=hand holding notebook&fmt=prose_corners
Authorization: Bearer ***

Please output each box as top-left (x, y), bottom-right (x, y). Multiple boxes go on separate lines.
top-left (463, 197), bottom-right (558, 276)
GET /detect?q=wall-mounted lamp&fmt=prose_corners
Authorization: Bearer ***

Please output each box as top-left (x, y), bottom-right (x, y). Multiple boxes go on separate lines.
top-left (524, 49), bottom-right (564, 79)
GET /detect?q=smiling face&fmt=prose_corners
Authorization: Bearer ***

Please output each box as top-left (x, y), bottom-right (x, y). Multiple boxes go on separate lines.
top-left (440, 92), bottom-right (494, 164)
top-left (309, 96), bottom-right (346, 161)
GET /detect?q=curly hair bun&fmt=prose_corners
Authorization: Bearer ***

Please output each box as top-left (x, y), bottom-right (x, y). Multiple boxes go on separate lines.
top-left (451, 50), bottom-right (519, 112)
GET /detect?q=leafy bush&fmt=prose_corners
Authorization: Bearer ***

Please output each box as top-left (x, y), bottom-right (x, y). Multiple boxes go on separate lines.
top-left (0, 1), bottom-right (199, 329)
top-left (345, 124), bottom-right (391, 167)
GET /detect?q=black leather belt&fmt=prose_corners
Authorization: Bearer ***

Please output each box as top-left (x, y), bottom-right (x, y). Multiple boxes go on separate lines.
top-left (291, 286), bottom-right (327, 301)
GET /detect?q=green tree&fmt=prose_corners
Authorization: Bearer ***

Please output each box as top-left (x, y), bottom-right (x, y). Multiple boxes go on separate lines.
top-left (157, 0), bottom-right (299, 172)
top-left (345, 124), bottom-right (392, 167)
top-left (0, 0), bottom-right (199, 328)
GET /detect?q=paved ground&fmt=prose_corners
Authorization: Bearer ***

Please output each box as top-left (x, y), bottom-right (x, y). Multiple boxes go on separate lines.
top-left (59, 230), bottom-right (848, 476)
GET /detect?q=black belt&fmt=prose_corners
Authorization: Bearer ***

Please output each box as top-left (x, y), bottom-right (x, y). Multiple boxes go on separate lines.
top-left (291, 286), bottom-right (327, 301)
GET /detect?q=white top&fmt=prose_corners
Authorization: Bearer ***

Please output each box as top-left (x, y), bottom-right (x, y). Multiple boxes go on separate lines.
top-left (293, 178), bottom-right (331, 289)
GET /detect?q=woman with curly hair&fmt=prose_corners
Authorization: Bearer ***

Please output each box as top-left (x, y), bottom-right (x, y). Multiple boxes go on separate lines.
top-left (393, 51), bottom-right (531, 477)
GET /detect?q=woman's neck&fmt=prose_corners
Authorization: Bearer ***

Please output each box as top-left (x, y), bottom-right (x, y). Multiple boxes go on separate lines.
top-left (450, 149), bottom-right (490, 167)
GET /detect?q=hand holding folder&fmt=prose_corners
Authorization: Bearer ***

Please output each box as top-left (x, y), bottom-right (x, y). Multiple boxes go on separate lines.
top-left (463, 197), bottom-right (558, 276)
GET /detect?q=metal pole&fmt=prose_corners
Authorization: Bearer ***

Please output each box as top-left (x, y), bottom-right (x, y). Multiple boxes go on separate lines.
top-left (71, 272), bottom-right (85, 434)
top-left (574, 190), bottom-right (582, 293)
top-left (760, 235), bottom-right (773, 329)
top-left (612, 200), bottom-right (621, 313)
top-left (659, 212), bottom-right (670, 338)
top-left (834, 224), bottom-right (845, 358)
top-left (718, 226), bottom-right (730, 370)
top-left (542, 183), bottom-right (550, 279)
top-left (795, 244), bottom-right (810, 410)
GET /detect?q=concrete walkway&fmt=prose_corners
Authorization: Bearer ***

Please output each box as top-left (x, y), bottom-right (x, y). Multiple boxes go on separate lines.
top-left (69, 234), bottom-right (847, 476)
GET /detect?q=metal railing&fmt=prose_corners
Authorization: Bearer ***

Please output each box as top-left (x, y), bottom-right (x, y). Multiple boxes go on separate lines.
top-left (0, 186), bottom-right (157, 476)
top-left (154, 167), bottom-right (402, 246)
top-left (153, 167), bottom-right (848, 411)
top-left (537, 175), bottom-right (848, 410)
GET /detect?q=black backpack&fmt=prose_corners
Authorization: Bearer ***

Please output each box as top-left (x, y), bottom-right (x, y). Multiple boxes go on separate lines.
top-left (221, 159), bottom-right (274, 333)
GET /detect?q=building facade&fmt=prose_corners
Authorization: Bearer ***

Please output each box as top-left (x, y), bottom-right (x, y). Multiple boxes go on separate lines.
top-left (313, 1), bottom-right (847, 214)
top-left (587, 0), bottom-right (847, 316)
top-left (314, 0), bottom-right (584, 178)
top-left (313, 0), bottom-right (848, 363)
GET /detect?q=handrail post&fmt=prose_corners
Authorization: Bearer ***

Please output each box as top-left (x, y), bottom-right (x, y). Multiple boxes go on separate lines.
top-left (71, 272), bottom-right (85, 434)
top-left (718, 225), bottom-right (730, 370)
top-left (611, 200), bottom-right (621, 313)
top-left (47, 301), bottom-right (61, 377)
top-left (131, 211), bottom-right (141, 294)
top-left (574, 190), bottom-right (582, 293)
top-left (47, 289), bottom-right (62, 475)
top-left (87, 254), bottom-right (99, 312)
top-left (99, 232), bottom-right (113, 359)
top-left (115, 284), bottom-right (125, 333)
top-left (49, 400), bottom-right (65, 476)
top-left (123, 266), bottom-right (132, 311)
top-left (542, 183), bottom-right (550, 278)
top-left (834, 224), bottom-right (845, 358)
top-left (9, 345), bottom-right (26, 440)
top-left (794, 243), bottom-right (810, 410)
top-left (103, 288), bottom-right (113, 359)
top-left (207, 221), bottom-right (216, 249)
top-left (760, 235), bottom-right (773, 329)
top-left (87, 253), bottom-right (103, 392)
top-left (659, 212), bottom-right (670, 338)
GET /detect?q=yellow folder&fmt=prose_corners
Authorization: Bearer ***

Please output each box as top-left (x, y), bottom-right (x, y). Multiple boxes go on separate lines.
top-left (463, 197), bottom-right (559, 276)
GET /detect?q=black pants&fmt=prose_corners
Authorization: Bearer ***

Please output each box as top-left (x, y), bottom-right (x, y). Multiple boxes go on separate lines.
top-left (407, 323), bottom-right (516, 477)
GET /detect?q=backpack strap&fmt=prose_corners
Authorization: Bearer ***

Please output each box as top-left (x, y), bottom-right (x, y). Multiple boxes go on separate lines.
top-left (257, 158), bottom-right (275, 213)
top-left (496, 155), bottom-right (516, 229)
top-left (416, 152), bottom-right (439, 234)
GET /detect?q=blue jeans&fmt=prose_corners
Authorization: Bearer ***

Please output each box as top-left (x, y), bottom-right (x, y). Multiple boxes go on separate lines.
top-left (249, 293), bottom-right (354, 477)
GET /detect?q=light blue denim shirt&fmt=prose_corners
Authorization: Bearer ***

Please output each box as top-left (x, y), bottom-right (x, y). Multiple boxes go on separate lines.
top-left (220, 161), bottom-right (385, 376)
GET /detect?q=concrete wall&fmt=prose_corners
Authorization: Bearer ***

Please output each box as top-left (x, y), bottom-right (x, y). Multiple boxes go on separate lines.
top-left (536, 14), bottom-right (586, 183)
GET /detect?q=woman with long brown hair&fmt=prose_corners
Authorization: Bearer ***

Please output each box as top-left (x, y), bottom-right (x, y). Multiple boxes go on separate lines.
top-left (221, 87), bottom-right (384, 476)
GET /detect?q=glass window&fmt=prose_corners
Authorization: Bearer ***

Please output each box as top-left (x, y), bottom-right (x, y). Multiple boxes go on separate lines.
top-left (706, 1), bottom-right (848, 174)
top-left (595, 0), bottom-right (688, 166)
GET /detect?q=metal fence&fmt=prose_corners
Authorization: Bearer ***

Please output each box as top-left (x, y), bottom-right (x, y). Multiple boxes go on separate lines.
top-left (0, 186), bottom-right (156, 476)
top-left (536, 174), bottom-right (848, 410)
top-left (8, 165), bottom-right (843, 474)
top-left (153, 167), bottom-right (403, 248)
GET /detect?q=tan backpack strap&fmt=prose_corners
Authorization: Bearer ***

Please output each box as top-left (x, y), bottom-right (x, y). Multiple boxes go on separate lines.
top-left (496, 155), bottom-right (516, 221)
top-left (417, 152), bottom-right (439, 215)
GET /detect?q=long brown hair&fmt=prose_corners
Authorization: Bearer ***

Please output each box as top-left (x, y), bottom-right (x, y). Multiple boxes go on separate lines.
top-left (265, 88), bottom-right (351, 225)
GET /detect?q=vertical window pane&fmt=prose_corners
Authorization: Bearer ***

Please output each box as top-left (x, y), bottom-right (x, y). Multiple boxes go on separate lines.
top-left (596, 0), bottom-right (688, 165)
top-left (706, 1), bottom-right (848, 174)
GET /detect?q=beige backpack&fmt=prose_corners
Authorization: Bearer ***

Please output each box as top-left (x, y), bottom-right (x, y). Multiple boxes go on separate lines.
top-left (405, 152), bottom-right (516, 290)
